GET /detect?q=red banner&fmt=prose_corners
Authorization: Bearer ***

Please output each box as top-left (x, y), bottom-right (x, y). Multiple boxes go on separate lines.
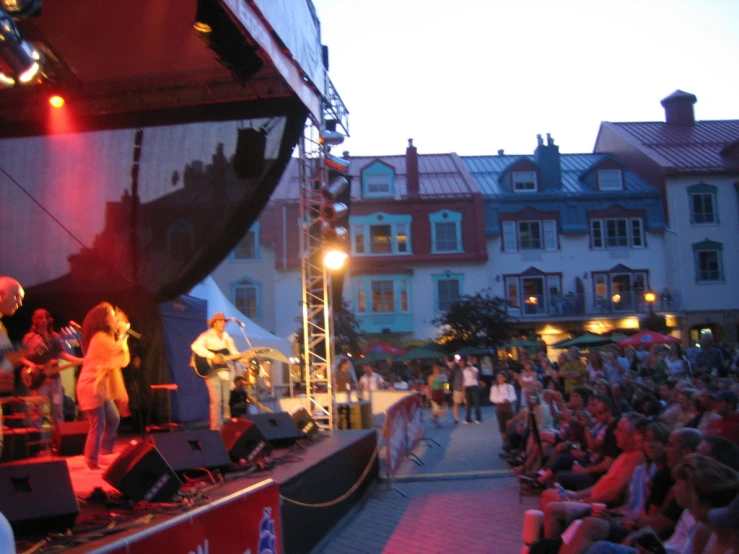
top-left (384, 397), bottom-right (408, 476)
top-left (96, 479), bottom-right (281, 554)
top-left (405, 393), bottom-right (425, 453)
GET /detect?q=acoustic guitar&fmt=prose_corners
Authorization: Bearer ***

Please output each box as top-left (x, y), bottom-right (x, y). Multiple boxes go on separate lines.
top-left (20, 326), bottom-right (82, 390)
top-left (191, 348), bottom-right (248, 379)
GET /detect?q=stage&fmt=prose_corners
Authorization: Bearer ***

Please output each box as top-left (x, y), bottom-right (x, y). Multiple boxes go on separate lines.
top-left (9, 429), bottom-right (378, 554)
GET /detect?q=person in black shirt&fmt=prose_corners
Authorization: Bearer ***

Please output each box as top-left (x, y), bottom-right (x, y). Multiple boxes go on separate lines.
top-left (228, 376), bottom-right (249, 418)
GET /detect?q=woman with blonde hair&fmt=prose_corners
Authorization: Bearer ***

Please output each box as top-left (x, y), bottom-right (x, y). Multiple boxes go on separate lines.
top-left (77, 303), bottom-right (131, 470)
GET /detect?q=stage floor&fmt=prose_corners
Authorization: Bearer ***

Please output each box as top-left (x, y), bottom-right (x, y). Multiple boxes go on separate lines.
top-left (12, 429), bottom-right (378, 554)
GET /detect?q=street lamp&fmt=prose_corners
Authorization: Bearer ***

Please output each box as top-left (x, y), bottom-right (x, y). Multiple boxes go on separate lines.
top-left (644, 290), bottom-right (656, 312)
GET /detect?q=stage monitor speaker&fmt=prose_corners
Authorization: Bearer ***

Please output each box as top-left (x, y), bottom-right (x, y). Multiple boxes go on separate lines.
top-left (53, 421), bottom-right (89, 456)
top-left (221, 418), bottom-right (272, 463)
top-left (247, 412), bottom-right (303, 448)
top-left (233, 127), bottom-right (266, 179)
top-left (0, 458), bottom-right (79, 536)
top-left (290, 406), bottom-right (319, 438)
top-left (147, 430), bottom-right (231, 473)
top-left (103, 441), bottom-right (182, 502)
top-left (337, 401), bottom-right (373, 430)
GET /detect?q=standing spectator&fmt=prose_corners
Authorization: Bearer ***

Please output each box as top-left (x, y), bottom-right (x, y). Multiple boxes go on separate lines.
top-left (462, 356), bottom-right (481, 424)
top-left (603, 350), bottom-right (626, 386)
top-left (489, 371), bottom-right (516, 447)
top-left (427, 364), bottom-right (445, 428)
top-left (445, 356), bottom-right (464, 424)
top-left (561, 347), bottom-right (587, 396)
top-left (695, 332), bottom-right (728, 376)
top-left (665, 342), bottom-right (691, 380)
top-left (358, 364), bottom-right (384, 394)
top-left (586, 351), bottom-right (606, 382)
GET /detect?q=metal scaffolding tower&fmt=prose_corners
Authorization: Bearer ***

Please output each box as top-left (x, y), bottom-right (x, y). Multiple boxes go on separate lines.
top-left (298, 77), bottom-right (348, 430)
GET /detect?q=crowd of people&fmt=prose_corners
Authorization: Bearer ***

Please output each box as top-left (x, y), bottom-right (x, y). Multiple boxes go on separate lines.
top-left (481, 338), bottom-right (739, 554)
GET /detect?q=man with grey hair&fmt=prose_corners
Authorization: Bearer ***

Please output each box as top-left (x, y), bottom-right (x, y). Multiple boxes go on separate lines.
top-left (695, 332), bottom-right (727, 375)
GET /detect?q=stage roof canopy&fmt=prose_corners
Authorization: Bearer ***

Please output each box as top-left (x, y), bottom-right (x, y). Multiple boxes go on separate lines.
top-left (0, 0), bottom-right (331, 137)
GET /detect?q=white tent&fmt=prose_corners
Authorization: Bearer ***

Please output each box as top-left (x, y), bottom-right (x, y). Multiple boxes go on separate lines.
top-left (189, 277), bottom-right (293, 359)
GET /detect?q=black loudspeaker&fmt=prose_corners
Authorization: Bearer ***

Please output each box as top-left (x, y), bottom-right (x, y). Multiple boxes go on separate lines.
top-left (337, 401), bottom-right (373, 430)
top-left (221, 418), bottom-right (272, 463)
top-left (290, 407), bottom-right (319, 438)
top-left (247, 412), bottom-right (303, 448)
top-left (233, 127), bottom-right (266, 179)
top-left (53, 421), bottom-right (89, 456)
top-left (103, 441), bottom-right (182, 502)
top-left (0, 458), bottom-right (79, 535)
top-left (147, 430), bottom-right (231, 473)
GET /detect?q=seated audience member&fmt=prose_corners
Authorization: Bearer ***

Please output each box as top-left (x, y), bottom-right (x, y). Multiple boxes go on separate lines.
top-left (705, 390), bottom-right (739, 443)
top-left (611, 383), bottom-right (631, 415)
top-left (705, 494), bottom-right (739, 554)
top-left (662, 388), bottom-right (697, 430)
top-left (540, 413), bottom-right (646, 539)
top-left (558, 421), bottom-right (674, 554)
top-left (228, 376), bottom-right (249, 418)
top-left (686, 387), bottom-right (722, 434)
top-left (551, 396), bottom-right (622, 491)
top-left (697, 435), bottom-right (739, 471)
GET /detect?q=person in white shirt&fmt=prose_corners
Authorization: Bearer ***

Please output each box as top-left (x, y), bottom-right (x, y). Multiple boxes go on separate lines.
top-left (462, 356), bottom-right (482, 423)
top-left (489, 371), bottom-right (517, 444)
top-left (191, 312), bottom-right (242, 430)
top-left (359, 364), bottom-right (383, 394)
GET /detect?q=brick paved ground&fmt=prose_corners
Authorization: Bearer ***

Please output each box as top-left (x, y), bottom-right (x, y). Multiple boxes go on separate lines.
top-left (313, 405), bottom-right (541, 554)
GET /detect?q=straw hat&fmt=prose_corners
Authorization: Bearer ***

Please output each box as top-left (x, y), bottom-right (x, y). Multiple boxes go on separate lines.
top-left (207, 312), bottom-right (228, 327)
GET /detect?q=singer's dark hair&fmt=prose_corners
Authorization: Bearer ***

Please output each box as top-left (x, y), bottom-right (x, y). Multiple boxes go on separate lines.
top-left (81, 302), bottom-right (116, 353)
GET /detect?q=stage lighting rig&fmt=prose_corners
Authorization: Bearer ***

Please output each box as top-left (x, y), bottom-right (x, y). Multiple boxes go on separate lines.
top-left (0, 0), bottom-right (41, 18)
top-left (0, 8), bottom-right (42, 87)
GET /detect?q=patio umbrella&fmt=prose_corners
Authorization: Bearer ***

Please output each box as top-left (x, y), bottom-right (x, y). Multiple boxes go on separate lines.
top-left (553, 333), bottom-right (612, 349)
top-left (617, 330), bottom-right (679, 348)
top-left (394, 347), bottom-right (445, 362)
top-left (361, 342), bottom-right (406, 356)
top-left (455, 346), bottom-right (494, 356)
top-left (356, 350), bottom-right (394, 364)
top-left (502, 338), bottom-right (539, 349)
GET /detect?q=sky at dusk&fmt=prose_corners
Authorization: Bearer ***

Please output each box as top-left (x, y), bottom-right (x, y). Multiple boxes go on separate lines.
top-left (313, 0), bottom-right (739, 157)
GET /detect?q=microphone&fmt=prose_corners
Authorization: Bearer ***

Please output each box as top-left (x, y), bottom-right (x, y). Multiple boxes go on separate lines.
top-left (69, 321), bottom-right (82, 330)
top-left (230, 317), bottom-right (246, 327)
top-left (127, 328), bottom-right (143, 340)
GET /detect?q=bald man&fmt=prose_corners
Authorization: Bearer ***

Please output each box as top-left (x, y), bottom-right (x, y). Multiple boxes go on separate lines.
top-left (0, 276), bottom-right (25, 461)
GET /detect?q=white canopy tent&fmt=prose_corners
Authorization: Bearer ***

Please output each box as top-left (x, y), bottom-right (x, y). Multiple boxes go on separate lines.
top-left (189, 277), bottom-right (292, 359)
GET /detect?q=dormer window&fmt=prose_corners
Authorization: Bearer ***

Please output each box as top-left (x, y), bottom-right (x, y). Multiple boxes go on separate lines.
top-left (366, 174), bottom-right (391, 195)
top-left (513, 171), bottom-right (537, 192)
top-left (361, 161), bottom-right (395, 198)
top-left (598, 169), bottom-right (623, 191)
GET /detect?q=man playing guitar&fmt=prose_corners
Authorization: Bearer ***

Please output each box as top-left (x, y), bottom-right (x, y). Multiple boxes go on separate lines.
top-left (191, 312), bottom-right (244, 430)
top-left (19, 308), bottom-right (84, 424)
top-left (1, 276), bottom-right (26, 459)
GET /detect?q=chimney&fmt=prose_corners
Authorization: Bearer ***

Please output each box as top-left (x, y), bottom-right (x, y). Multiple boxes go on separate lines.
top-left (534, 133), bottom-right (561, 189)
top-left (497, 149), bottom-right (505, 156)
top-left (406, 138), bottom-right (419, 198)
top-left (342, 151), bottom-right (350, 158)
top-left (661, 90), bottom-right (697, 126)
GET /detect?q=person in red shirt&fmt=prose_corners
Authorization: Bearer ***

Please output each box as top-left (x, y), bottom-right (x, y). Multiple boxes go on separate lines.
top-left (706, 390), bottom-right (739, 444)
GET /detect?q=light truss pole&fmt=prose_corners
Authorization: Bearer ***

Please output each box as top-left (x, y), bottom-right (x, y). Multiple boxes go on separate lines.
top-left (298, 76), bottom-right (348, 430)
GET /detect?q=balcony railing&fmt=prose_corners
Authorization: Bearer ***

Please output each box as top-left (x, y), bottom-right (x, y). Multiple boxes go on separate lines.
top-left (510, 291), bottom-right (682, 319)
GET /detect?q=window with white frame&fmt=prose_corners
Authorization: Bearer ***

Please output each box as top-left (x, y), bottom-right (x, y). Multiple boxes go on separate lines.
top-left (233, 224), bottom-right (259, 260)
top-left (693, 240), bottom-right (723, 282)
top-left (433, 272), bottom-right (463, 312)
top-left (232, 278), bottom-right (259, 319)
top-left (351, 214), bottom-right (412, 256)
top-left (687, 183), bottom-right (718, 225)
top-left (502, 220), bottom-right (557, 251)
top-left (429, 210), bottom-right (463, 253)
top-left (366, 174), bottom-right (391, 195)
top-left (590, 217), bottom-right (644, 249)
top-left (598, 169), bottom-right (623, 191)
top-left (513, 171), bottom-right (537, 192)
top-left (355, 277), bottom-right (412, 314)
top-left (504, 273), bottom-right (561, 313)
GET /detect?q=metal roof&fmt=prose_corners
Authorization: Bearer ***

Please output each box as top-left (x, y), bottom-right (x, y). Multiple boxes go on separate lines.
top-left (603, 120), bottom-right (739, 172)
top-left (461, 153), bottom-right (659, 197)
top-left (269, 152), bottom-right (480, 202)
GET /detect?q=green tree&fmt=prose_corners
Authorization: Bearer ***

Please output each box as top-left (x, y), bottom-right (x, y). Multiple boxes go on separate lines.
top-left (432, 288), bottom-right (512, 351)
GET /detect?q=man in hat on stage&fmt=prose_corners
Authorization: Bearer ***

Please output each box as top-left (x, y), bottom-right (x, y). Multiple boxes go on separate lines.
top-left (191, 312), bottom-right (243, 430)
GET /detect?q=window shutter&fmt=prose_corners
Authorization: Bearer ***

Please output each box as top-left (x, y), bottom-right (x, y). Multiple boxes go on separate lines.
top-left (503, 221), bottom-right (516, 251)
top-left (543, 220), bottom-right (557, 251)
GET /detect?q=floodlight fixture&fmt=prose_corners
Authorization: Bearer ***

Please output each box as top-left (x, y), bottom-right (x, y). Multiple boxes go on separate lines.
top-left (0, 8), bottom-right (42, 87)
top-left (49, 94), bottom-right (64, 108)
top-left (0, 0), bottom-right (42, 17)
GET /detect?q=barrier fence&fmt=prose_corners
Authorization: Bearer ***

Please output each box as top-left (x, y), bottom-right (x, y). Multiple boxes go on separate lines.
top-left (384, 392), bottom-right (425, 476)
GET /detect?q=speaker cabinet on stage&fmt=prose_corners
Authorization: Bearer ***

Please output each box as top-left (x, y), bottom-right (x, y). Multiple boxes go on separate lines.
top-left (221, 418), bottom-right (272, 463)
top-left (233, 127), bottom-right (266, 179)
top-left (337, 401), bottom-right (373, 430)
top-left (103, 441), bottom-right (182, 502)
top-left (0, 457), bottom-right (79, 536)
top-left (247, 412), bottom-right (303, 448)
top-left (146, 430), bottom-right (230, 473)
top-left (290, 406), bottom-right (318, 438)
top-left (53, 421), bottom-right (89, 456)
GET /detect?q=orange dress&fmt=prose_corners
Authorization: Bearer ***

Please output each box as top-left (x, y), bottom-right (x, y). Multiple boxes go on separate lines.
top-left (77, 331), bottom-right (130, 415)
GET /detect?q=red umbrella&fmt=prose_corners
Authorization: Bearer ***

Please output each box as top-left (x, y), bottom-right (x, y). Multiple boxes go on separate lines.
top-left (361, 342), bottom-right (406, 355)
top-left (617, 330), bottom-right (680, 347)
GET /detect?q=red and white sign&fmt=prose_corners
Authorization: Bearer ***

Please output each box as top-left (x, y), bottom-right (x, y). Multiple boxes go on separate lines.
top-left (93, 479), bottom-right (281, 554)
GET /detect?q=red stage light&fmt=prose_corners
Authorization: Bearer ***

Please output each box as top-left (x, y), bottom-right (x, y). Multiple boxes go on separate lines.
top-left (49, 95), bottom-right (65, 108)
